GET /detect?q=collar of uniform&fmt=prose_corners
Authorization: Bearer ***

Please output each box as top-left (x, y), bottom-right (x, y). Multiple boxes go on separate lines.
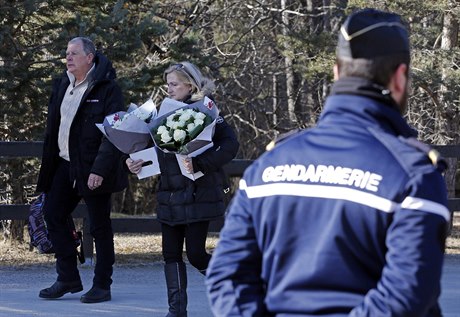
top-left (322, 82), bottom-right (417, 139)
top-left (66, 63), bottom-right (96, 87)
top-left (330, 76), bottom-right (399, 110)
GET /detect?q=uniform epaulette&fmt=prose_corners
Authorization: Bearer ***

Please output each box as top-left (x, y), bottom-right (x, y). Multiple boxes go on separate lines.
top-left (266, 129), bottom-right (302, 151)
top-left (399, 137), bottom-right (448, 171)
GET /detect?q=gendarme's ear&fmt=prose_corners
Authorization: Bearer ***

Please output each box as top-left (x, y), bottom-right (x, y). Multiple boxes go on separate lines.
top-left (333, 64), bottom-right (340, 81)
top-left (388, 63), bottom-right (408, 105)
top-left (394, 64), bottom-right (408, 93)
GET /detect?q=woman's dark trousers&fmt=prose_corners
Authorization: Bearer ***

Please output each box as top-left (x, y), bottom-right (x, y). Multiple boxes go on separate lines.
top-left (161, 221), bottom-right (212, 316)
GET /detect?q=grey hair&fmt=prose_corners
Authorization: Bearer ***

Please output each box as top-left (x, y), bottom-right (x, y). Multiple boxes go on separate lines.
top-left (69, 37), bottom-right (96, 57)
top-left (163, 61), bottom-right (216, 101)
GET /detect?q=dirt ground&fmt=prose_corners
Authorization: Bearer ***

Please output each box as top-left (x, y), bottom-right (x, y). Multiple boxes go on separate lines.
top-left (1, 215), bottom-right (459, 267)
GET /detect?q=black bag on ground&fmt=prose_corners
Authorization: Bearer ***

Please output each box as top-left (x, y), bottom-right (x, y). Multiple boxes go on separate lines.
top-left (28, 193), bottom-right (85, 263)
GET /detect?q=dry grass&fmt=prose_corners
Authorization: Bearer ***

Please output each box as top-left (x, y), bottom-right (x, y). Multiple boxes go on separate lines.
top-left (1, 217), bottom-right (458, 267)
top-left (446, 214), bottom-right (460, 254)
top-left (0, 232), bottom-right (219, 267)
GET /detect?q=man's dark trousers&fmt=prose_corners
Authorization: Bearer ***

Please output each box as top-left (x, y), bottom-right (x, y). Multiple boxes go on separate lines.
top-left (44, 159), bottom-right (114, 290)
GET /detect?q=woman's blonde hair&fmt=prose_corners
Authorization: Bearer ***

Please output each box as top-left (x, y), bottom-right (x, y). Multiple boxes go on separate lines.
top-left (163, 61), bottom-right (215, 101)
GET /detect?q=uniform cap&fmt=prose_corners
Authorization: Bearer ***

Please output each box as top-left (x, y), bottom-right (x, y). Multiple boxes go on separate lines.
top-left (337, 8), bottom-right (410, 59)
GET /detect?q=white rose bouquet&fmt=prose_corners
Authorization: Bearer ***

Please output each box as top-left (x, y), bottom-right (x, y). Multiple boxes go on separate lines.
top-left (153, 108), bottom-right (212, 153)
top-left (147, 97), bottom-right (220, 180)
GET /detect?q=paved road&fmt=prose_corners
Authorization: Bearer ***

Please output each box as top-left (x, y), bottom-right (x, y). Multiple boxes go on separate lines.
top-left (0, 262), bottom-right (212, 317)
top-left (0, 255), bottom-right (459, 317)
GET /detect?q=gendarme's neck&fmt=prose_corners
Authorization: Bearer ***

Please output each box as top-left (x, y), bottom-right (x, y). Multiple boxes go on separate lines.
top-left (330, 76), bottom-right (400, 111)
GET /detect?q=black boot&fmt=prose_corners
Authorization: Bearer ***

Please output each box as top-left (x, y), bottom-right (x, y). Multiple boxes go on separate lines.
top-left (164, 262), bottom-right (187, 317)
top-left (39, 280), bottom-right (83, 299)
top-left (80, 286), bottom-right (111, 303)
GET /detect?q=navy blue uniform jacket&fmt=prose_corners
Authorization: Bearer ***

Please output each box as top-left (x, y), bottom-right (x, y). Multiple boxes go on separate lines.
top-left (206, 77), bottom-right (450, 316)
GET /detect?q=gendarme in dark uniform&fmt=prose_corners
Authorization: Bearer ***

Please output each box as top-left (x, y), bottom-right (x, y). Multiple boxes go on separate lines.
top-left (206, 9), bottom-right (450, 317)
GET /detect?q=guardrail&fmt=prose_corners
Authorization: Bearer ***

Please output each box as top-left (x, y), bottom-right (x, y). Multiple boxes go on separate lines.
top-left (1, 141), bottom-right (458, 262)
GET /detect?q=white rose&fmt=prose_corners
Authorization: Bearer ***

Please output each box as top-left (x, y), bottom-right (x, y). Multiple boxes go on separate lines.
top-left (178, 119), bottom-right (187, 128)
top-left (166, 117), bottom-right (175, 128)
top-left (179, 111), bottom-right (192, 122)
top-left (161, 131), bottom-right (172, 143)
top-left (171, 121), bottom-right (182, 129)
top-left (173, 129), bottom-right (187, 142)
top-left (194, 118), bottom-right (204, 126)
top-left (157, 125), bottom-right (167, 134)
top-left (194, 112), bottom-right (206, 120)
top-left (187, 123), bottom-right (196, 133)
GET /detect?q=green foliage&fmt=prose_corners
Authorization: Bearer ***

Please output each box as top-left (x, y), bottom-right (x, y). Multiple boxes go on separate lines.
top-left (0, 0), bottom-right (208, 214)
top-left (3, 0), bottom-right (460, 213)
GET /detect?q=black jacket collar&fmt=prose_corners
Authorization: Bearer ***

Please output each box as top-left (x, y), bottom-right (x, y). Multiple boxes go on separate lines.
top-left (330, 77), bottom-right (400, 112)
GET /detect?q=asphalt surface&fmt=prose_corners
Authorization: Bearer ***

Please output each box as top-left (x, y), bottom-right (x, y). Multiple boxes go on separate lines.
top-left (0, 255), bottom-right (459, 317)
top-left (0, 262), bottom-right (212, 317)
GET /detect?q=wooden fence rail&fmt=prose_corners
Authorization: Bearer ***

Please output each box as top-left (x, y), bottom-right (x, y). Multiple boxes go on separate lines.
top-left (0, 141), bottom-right (252, 261)
top-left (1, 141), bottom-right (459, 262)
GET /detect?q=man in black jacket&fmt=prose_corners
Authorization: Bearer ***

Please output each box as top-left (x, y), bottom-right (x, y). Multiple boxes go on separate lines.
top-left (37, 37), bottom-right (127, 303)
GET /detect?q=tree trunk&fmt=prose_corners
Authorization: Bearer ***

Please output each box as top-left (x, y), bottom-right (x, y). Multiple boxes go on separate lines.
top-left (281, 0), bottom-right (297, 126)
top-left (440, 4), bottom-right (459, 199)
top-left (272, 73), bottom-right (278, 126)
top-left (439, 2), bottom-right (459, 232)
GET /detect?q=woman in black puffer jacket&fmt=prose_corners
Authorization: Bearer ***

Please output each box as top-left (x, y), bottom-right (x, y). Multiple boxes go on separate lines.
top-left (127, 61), bottom-right (239, 317)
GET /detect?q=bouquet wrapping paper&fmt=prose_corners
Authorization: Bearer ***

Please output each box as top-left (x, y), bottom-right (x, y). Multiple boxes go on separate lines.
top-left (97, 97), bottom-right (219, 180)
top-left (96, 99), bottom-right (156, 154)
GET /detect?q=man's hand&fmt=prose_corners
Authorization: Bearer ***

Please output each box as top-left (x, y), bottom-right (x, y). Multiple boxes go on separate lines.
top-left (88, 173), bottom-right (104, 190)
